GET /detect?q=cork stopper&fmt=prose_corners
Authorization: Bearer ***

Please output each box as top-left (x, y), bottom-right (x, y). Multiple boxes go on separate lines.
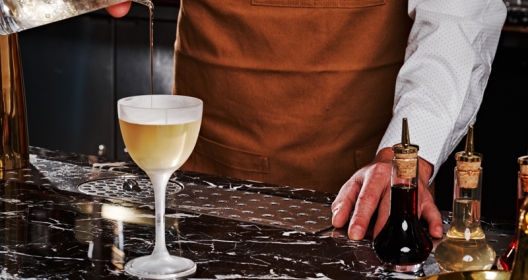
top-left (392, 118), bottom-right (419, 179)
top-left (519, 156), bottom-right (528, 192)
top-left (455, 126), bottom-right (482, 189)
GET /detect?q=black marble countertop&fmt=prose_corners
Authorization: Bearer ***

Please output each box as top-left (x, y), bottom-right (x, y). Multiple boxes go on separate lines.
top-left (0, 147), bottom-right (515, 279)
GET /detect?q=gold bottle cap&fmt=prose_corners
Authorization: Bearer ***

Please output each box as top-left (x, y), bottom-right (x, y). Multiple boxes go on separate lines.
top-left (392, 118), bottom-right (419, 155)
top-left (392, 118), bottom-right (418, 179)
top-left (519, 156), bottom-right (528, 182)
top-left (455, 126), bottom-right (483, 163)
top-left (519, 156), bottom-right (528, 165)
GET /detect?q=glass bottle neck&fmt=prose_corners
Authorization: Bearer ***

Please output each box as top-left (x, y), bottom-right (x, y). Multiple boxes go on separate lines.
top-left (390, 157), bottom-right (418, 217)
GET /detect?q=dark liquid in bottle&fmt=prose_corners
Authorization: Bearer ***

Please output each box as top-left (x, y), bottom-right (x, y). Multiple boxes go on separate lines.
top-left (373, 184), bottom-right (433, 266)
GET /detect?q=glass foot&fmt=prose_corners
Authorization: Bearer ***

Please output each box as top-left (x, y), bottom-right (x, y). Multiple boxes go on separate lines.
top-left (382, 263), bottom-right (424, 274)
top-left (124, 254), bottom-right (196, 279)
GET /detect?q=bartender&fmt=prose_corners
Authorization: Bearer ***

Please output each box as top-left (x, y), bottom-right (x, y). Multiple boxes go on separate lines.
top-left (107, 1), bottom-right (506, 241)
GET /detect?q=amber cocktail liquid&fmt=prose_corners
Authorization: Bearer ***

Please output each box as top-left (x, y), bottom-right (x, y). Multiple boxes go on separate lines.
top-left (373, 118), bottom-right (432, 273)
top-left (119, 120), bottom-right (201, 172)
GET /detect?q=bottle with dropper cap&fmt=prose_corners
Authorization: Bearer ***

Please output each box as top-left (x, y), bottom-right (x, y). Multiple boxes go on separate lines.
top-left (497, 156), bottom-right (528, 270)
top-left (434, 126), bottom-right (495, 272)
top-left (373, 118), bottom-right (433, 274)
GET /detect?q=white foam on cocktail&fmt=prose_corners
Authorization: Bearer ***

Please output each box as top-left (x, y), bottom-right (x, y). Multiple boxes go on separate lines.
top-left (118, 95), bottom-right (202, 125)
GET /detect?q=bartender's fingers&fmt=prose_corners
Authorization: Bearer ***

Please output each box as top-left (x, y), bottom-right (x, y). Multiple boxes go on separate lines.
top-left (420, 190), bottom-right (444, 238)
top-left (331, 175), bottom-right (360, 228)
top-left (106, 2), bottom-right (132, 18)
top-left (416, 157), bottom-right (444, 239)
top-left (332, 147), bottom-right (394, 240)
top-left (347, 162), bottom-right (391, 240)
top-left (372, 183), bottom-right (391, 238)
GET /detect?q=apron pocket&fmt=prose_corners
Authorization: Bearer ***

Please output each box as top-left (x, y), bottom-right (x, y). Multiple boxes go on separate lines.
top-left (251, 0), bottom-right (385, 8)
top-left (189, 136), bottom-right (269, 182)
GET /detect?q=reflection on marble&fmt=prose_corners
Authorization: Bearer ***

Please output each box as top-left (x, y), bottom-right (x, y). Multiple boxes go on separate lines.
top-left (0, 147), bottom-right (514, 279)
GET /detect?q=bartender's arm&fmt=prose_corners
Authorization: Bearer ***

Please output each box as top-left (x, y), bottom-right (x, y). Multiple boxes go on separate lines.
top-left (332, 0), bottom-right (506, 240)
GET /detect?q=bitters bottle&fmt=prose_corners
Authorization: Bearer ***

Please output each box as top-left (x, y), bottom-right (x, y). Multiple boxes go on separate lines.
top-left (373, 118), bottom-right (433, 274)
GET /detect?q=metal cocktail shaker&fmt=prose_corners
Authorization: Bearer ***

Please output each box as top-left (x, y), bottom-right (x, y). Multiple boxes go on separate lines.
top-left (0, 0), bottom-right (150, 35)
top-left (0, 0), bottom-right (151, 171)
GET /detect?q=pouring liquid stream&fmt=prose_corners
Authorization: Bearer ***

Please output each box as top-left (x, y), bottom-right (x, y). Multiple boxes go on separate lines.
top-left (128, 0), bottom-right (154, 106)
top-left (143, 0), bottom-right (154, 97)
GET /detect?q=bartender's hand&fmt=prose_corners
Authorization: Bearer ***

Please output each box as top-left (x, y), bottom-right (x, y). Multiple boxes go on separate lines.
top-left (331, 147), bottom-right (443, 240)
top-left (106, 2), bottom-right (132, 18)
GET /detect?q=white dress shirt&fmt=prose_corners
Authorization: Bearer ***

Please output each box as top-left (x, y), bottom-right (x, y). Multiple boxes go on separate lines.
top-left (378, 0), bottom-right (507, 181)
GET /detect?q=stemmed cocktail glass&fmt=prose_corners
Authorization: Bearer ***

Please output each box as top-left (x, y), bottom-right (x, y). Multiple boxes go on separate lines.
top-left (118, 95), bottom-right (202, 279)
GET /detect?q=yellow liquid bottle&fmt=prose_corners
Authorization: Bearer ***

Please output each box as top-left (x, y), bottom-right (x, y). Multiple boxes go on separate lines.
top-left (434, 126), bottom-right (495, 272)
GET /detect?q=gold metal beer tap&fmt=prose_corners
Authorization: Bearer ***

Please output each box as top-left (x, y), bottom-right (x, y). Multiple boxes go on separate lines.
top-left (0, 0), bottom-right (153, 172)
top-left (0, 33), bottom-right (29, 171)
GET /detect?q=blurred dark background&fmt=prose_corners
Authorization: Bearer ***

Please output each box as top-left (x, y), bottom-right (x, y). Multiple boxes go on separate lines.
top-left (435, 1), bottom-right (528, 223)
top-left (17, 1), bottom-right (528, 222)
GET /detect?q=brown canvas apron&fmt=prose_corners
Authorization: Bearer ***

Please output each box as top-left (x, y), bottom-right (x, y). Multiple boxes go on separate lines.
top-left (175, 0), bottom-right (412, 194)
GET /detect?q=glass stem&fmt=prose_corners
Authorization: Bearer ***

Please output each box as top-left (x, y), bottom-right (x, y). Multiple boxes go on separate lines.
top-left (149, 171), bottom-right (172, 259)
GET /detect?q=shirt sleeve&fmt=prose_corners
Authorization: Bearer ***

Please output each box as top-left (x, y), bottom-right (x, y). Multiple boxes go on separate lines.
top-left (378, 0), bottom-right (507, 181)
